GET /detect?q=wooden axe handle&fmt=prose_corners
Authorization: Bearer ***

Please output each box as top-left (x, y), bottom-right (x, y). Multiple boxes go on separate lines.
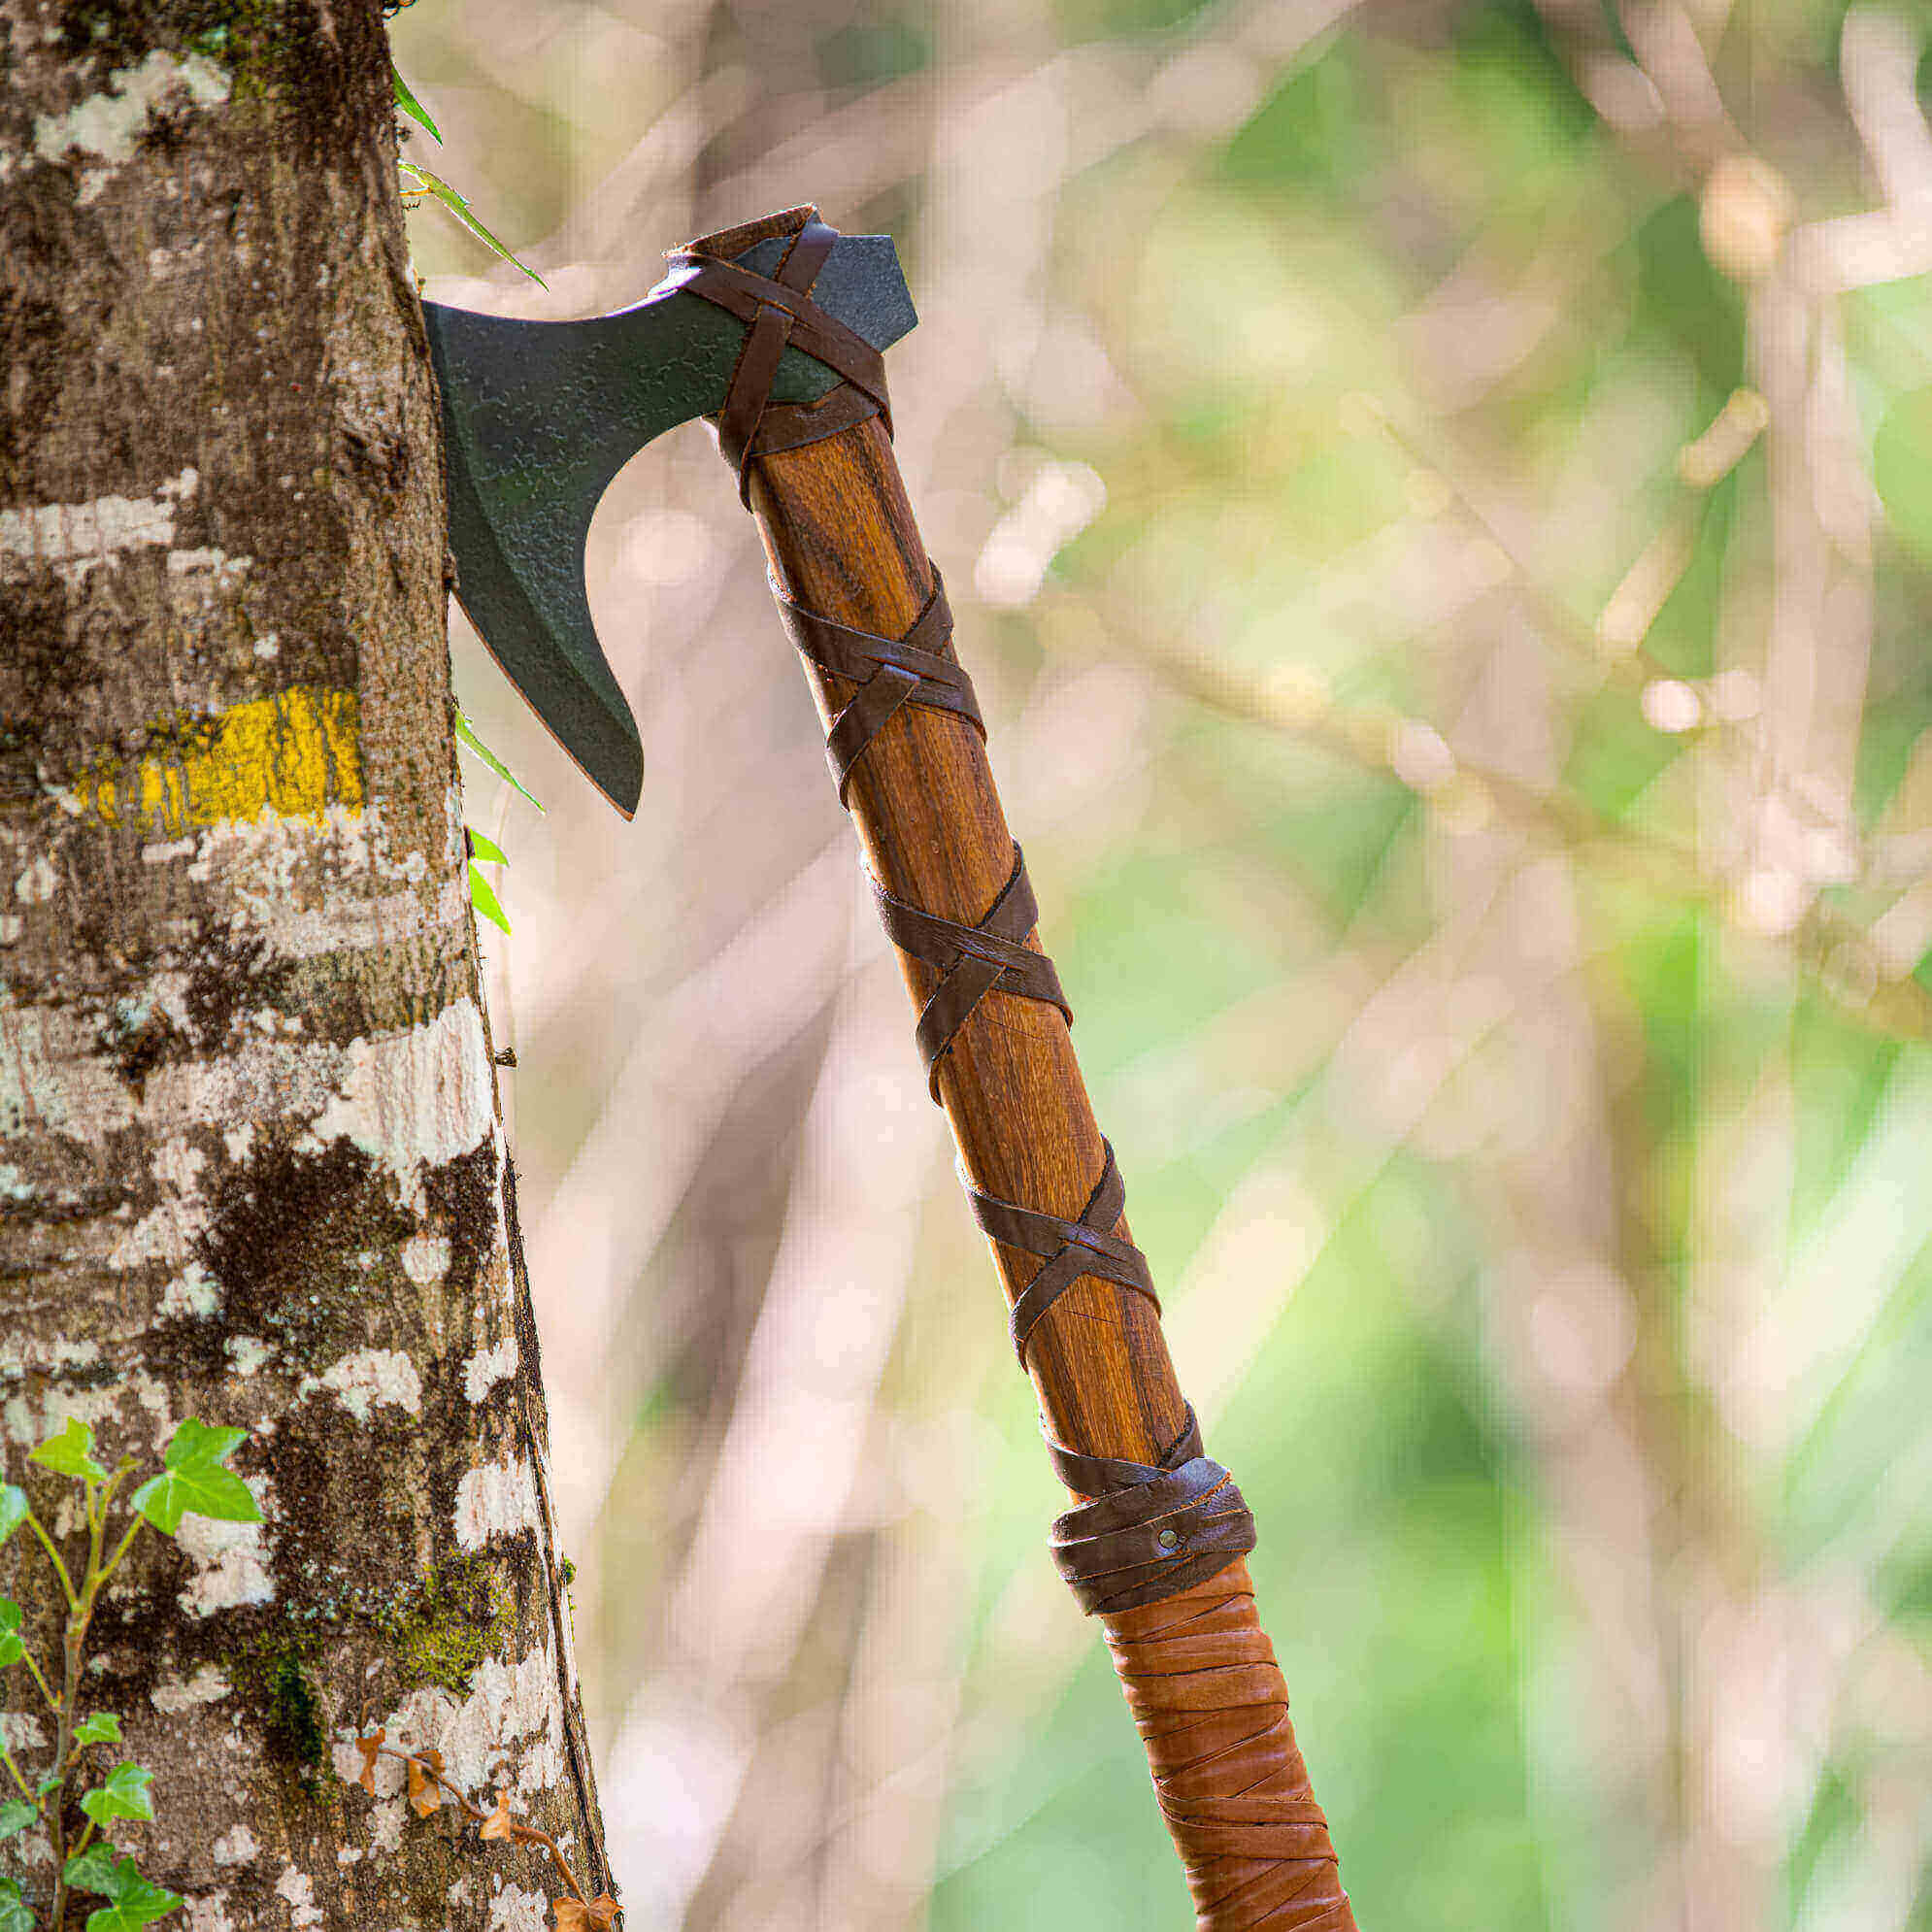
top-left (741, 413), bottom-right (1356, 1931)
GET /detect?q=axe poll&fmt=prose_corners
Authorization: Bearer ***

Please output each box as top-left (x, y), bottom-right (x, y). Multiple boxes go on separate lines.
top-left (425, 206), bottom-right (1356, 1930)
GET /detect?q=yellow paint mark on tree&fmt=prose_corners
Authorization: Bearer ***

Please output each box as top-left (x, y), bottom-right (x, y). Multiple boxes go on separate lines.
top-left (91, 687), bottom-right (362, 833)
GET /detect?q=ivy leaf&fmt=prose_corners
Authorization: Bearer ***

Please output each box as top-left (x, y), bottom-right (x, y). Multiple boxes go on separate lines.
top-left (73, 1713), bottom-right (122, 1748)
top-left (87, 1880), bottom-right (183, 1932)
top-left (467, 827), bottom-right (508, 866)
top-left (0, 1798), bottom-right (37, 1840)
top-left (454, 713), bottom-right (544, 812)
top-left (0, 1486), bottom-right (27, 1547)
top-left (0, 1879), bottom-right (34, 1932)
top-left (0, 1599), bottom-right (22, 1669)
top-left (128, 1420), bottom-right (259, 1536)
top-left (80, 1764), bottom-right (155, 1827)
top-left (397, 162), bottom-right (546, 288)
top-left (37, 1775), bottom-right (60, 1797)
top-left (32, 1417), bottom-right (108, 1482)
top-left (64, 1848), bottom-right (181, 1932)
top-left (65, 1839), bottom-right (117, 1885)
top-left (390, 61), bottom-right (442, 144)
top-left (65, 1845), bottom-right (120, 1890)
top-left (469, 863), bottom-right (512, 934)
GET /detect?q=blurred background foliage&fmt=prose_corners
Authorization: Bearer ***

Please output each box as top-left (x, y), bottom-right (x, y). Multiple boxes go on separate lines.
top-left (391, 0), bottom-right (1932, 1922)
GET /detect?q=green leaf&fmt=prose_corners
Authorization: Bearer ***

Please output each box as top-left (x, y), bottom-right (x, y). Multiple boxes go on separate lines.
top-left (397, 161), bottom-right (546, 287)
top-left (80, 1764), bottom-right (155, 1827)
top-left (1875, 386), bottom-right (1932, 564)
top-left (31, 1417), bottom-right (108, 1483)
top-left (90, 1877), bottom-right (183, 1932)
top-left (0, 1486), bottom-right (27, 1547)
top-left (390, 61), bottom-right (442, 144)
top-left (36, 1775), bottom-right (60, 1797)
top-left (0, 1878), bottom-right (33, 1932)
top-left (0, 1798), bottom-right (36, 1840)
top-left (73, 1713), bottom-right (122, 1748)
top-left (66, 1845), bottom-right (120, 1889)
top-left (469, 863), bottom-right (512, 934)
top-left (454, 713), bottom-right (545, 812)
top-left (128, 1420), bottom-right (259, 1536)
top-left (0, 1599), bottom-right (22, 1669)
top-left (66, 1849), bottom-right (182, 1931)
top-left (467, 827), bottom-right (508, 866)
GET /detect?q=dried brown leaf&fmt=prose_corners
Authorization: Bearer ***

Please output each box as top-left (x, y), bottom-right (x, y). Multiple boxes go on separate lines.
top-left (355, 1729), bottom-right (384, 1794)
top-left (553, 1902), bottom-right (618, 1931)
top-left (406, 1756), bottom-right (441, 1817)
top-left (480, 1792), bottom-right (515, 1841)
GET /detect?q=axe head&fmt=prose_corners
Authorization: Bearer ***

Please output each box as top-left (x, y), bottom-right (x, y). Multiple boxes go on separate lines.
top-left (424, 215), bottom-right (917, 816)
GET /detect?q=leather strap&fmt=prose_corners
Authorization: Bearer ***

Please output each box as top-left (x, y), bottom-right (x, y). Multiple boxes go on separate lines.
top-left (873, 843), bottom-right (1071, 1101)
top-left (669, 210), bottom-right (890, 502)
top-left (964, 1139), bottom-right (1156, 1363)
top-left (777, 570), bottom-right (983, 802)
top-left (749, 383), bottom-right (883, 457)
top-left (1045, 1407), bottom-right (1258, 1616)
top-left (1105, 1565), bottom-right (1354, 1927)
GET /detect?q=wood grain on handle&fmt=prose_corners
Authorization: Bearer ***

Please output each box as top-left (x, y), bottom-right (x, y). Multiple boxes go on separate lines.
top-left (743, 415), bottom-right (1356, 1931)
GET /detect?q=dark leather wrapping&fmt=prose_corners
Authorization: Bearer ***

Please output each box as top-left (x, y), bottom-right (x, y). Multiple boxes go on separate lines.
top-left (777, 573), bottom-right (983, 802)
top-left (1045, 1407), bottom-right (1257, 1615)
top-left (873, 844), bottom-right (1072, 1099)
top-left (750, 383), bottom-right (883, 456)
top-left (670, 211), bottom-right (890, 500)
top-left (694, 204), bottom-right (1356, 1931)
top-left (965, 1137), bottom-right (1155, 1362)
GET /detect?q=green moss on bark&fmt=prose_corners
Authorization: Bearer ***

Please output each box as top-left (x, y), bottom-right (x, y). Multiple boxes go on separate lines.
top-left (371, 1551), bottom-right (515, 1698)
top-left (227, 1637), bottom-right (329, 1777)
top-left (266, 1649), bottom-right (327, 1771)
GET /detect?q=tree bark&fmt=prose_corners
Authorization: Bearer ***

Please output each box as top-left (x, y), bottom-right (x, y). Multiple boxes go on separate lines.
top-left (0, 4), bottom-right (609, 1926)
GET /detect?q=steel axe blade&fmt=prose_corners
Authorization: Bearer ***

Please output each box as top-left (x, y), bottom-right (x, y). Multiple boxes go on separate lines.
top-left (423, 226), bottom-right (917, 816)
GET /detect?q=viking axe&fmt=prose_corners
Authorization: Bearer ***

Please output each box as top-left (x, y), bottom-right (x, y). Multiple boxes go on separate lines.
top-left (424, 206), bottom-right (1357, 1931)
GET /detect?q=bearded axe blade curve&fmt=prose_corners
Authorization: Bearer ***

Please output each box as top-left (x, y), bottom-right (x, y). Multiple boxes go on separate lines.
top-left (423, 222), bottom-right (916, 816)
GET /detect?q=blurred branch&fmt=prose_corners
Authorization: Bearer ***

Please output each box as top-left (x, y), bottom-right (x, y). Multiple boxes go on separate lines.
top-left (1795, 9), bottom-right (1932, 292)
top-left (1049, 577), bottom-right (1932, 1042)
top-left (702, 0), bottom-right (1367, 230)
top-left (1053, 581), bottom-right (1665, 862)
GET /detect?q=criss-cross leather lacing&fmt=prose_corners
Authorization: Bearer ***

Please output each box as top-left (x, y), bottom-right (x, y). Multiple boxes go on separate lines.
top-left (871, 843), bottom-right (1070, 1100)
top-left (776, 572), bottom-right (983, 803)
top-left (679, 201), bottom-right (1353, 1932)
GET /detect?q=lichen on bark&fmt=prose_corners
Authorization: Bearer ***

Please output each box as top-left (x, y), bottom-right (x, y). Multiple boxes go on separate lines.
top-left (0, 2), bottom-right (609, 1922)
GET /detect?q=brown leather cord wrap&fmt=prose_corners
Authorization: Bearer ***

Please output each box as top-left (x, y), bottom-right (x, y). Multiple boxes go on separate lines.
top-left (1106, 1562), bottom-right (1356, 1929)
top-left (670, 208), bottom-right (891, 502)
top-left (965, 1138), bottom-right (1156, 1364)
top-left (873, 844), bottom-right (1071, 1100)
top-left (749, 382), bottom-right (883, 457)
top-left (1046, 1406), bottom-right (1257, 1614)
top-left (778, 571), bottom-right (983, 802)
top-left (688, 203), bottom-right (1356, 1931)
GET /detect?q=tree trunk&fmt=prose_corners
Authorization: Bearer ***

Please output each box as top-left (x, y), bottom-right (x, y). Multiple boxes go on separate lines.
top-left (0, 4), bottom-right (610, 1926)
